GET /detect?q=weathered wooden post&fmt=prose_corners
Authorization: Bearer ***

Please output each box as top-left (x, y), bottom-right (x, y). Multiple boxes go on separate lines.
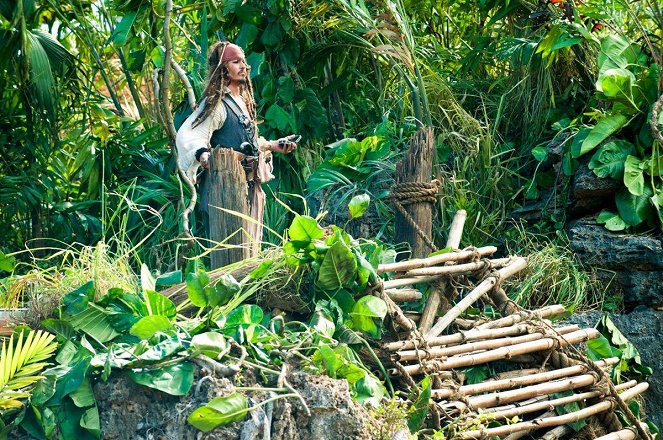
top-left (208, 148), bottom-right (252, 269)
top-left (393, 127), bottom-right (436, 258)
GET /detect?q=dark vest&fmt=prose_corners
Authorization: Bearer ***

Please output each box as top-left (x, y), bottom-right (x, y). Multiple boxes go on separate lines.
top-left (209, 96), bottom-right (258, 156)
top-left (200, 96), bottom-right (258, 214)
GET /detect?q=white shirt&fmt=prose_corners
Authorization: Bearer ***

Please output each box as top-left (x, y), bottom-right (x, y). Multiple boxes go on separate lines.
top-left (176, 94), bottom-right (272, 184)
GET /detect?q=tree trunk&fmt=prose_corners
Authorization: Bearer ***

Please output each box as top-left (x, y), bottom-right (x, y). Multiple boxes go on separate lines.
top-left (208, 149), bottom-right (251, 269)
top-left (394, 127), bottom-right (435, 258)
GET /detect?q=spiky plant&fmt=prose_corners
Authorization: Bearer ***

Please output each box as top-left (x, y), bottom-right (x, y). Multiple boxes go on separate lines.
top-left (0, 329), bottom-right (57, 413)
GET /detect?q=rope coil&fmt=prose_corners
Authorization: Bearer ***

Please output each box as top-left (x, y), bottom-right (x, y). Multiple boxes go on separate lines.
top-left (389, 179), bottom-right (441, 252)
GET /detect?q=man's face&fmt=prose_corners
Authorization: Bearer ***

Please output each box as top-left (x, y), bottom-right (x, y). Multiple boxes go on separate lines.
top-left (226, 58), bottom-right (248, 84)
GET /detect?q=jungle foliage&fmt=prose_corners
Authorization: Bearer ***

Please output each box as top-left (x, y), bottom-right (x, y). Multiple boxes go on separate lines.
top-left (0, 0), bottom-right (662, 437)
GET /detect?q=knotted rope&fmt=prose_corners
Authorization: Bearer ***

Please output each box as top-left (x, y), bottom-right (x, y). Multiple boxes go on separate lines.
top-left (388, 180), bottom-right (440, 252)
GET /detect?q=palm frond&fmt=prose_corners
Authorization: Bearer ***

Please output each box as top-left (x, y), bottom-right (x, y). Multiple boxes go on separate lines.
top-left (25, 30), bottom-right (57, 118)
top-left (0, 329), bottom-right (57, 413)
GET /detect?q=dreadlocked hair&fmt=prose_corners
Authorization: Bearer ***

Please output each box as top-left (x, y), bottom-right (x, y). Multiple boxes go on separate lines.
top-left (192, 41), bottom-right (258, 132)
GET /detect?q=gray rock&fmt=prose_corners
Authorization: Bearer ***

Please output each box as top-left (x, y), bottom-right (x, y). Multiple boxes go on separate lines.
top-left (596, 270), bottom-right (663, 308)
top-left (14, 367), bottom-right (393, 440)
top-left (571, 164), bottom-right (620, 213)
top-left (567, 219), bottom-right (663, 271)
top-left (567, 218), bottom-right (663, 307)
top-left (568, 308), bottom-right (663, 430)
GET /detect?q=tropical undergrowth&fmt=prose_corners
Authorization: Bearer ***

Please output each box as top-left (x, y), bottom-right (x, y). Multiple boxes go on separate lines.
top-left (0, 212), bottom-right (409, 438)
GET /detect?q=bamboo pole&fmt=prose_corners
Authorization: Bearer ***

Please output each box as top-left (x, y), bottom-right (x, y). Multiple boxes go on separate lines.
top-left (405, 258), bottom-right (512, 277)
top-left (459, 383), bottom-right (648, 439)
top-left (418, 210), bottom-right (466, 333)
top-left (492, 368), bottom-right (545, 381)
top-left (426, 257), bottom-right (528, 338)
top-left (377, 246), bottom-right (498, 273)
top-left (383, 276), bottom-right (447, 290)
top-left (595, 424), bottom-right (649, 440)
top-left (383, 323), bottom-right (580, 352)
top-left (478, 380), bottom-right (639, 420)
top-left (391, 328), bottom-right (599, 375)
top-left (539, 424), bottom-right (573, 440)
top-left (504, 411), bottom-right (557, 440)
top-left (385, 289), bottom-right (422, 302)
top-left (431, 357), bottom-right (618, 399)
top-left (397, 325), bottom-right (580, 362)
top-left (477, 304), bottom-right (567, 330)
top-left (468, 373), bottom-right (596, 408)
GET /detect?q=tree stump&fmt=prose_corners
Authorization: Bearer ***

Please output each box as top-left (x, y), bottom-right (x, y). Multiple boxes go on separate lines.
top-left (208, 148), bottom-right (251, 269)
top-left (394, 127), bottom-right (435, 259)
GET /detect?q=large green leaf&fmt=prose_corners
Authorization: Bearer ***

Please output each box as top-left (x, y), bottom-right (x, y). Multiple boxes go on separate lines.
top-left (597, 211), bottom-right (628, 232)
top-left (277, 76), bottom-right (295, 102)
top-left (616, 187), bottom-right (655, 227)
top-left (265, 103), bottom-right (294, 132)
top-left (225, 304), bottom-right (263, 327)
top-left (317, 239), bottom-right (358, 291)
top-left (236, 23), bottom-right (259, 48)
top-left (135, 337), bottom-right (182, 363)
top-left (309, 311), bottom-right (335, 338)
top-left (68, 304), bottom-right (120, 344)
top-left (588, 140), bottom-right (635, 179)
top-left (623, 155), bottom-right (645, 196)
top-left (579, 114), bottom-right (629, 157)
top-left (596, 68), bottom-right (635, 99)
top-left (80, 406), bottom-right (100, 437)
top-left (348, 194), bottom-right (370, 219)
top-left (145, 290), bottom-right (176, 319)
top-left (586, 334), bottom-right (619, 361)
top-left (128, 362), bottom-right (194, 396)
top-left (0, 251), bottom-right (16, 272)
top-left (354, 374), bottom-right (385, 407)
top-left (407, 376), bottom-right (431, 433)
top-left (70, 378), bottom-right (95, 408)
top-left (188, 392), bottom-right (248, 432)
top-left (25, 31), bottom-right (56, 116)
top-left (47, 357), bottom-right (91, 405)
top-left (111, 12), bottom-right (138, 46)
top-left (288, 215), bottom-right (324, 245)
top-left (186, 271), bottom-right (210, 308)
top-left (129, 315), bottom-right (174, 340)
top-left (348, 295), bottom-right (387, 339)
top-left (190, 332), bottom-right (227, 359)
top-left (598, 34), bottom-right (642, 74)
top-left (209, 275), bottom-right (240, 308)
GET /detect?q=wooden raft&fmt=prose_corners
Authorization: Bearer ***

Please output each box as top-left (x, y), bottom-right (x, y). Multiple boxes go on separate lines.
top-left (366, 210), bottom-right (652, 440)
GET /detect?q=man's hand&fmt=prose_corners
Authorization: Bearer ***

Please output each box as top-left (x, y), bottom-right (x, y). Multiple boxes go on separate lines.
top-left (199, 151), bottom-right (211, 169)
top-left (271, 135), bottom-right (299, 154)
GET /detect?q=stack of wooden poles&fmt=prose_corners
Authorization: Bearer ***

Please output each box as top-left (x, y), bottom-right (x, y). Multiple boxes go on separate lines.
top-left (369, 210), bottom-right (651, 439)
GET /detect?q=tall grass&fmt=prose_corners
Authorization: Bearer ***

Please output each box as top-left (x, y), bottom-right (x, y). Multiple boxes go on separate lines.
top-left (504, 227), bottom-right (607, 312)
